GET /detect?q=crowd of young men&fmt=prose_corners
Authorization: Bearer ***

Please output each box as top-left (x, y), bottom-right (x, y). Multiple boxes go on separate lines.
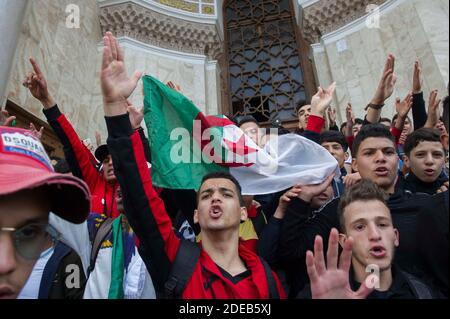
top-left (0, 31), bottom-right (448, 300)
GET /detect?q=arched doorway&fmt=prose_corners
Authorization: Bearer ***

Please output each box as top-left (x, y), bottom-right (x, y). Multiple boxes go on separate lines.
top-left (223, 0), bottom-right (316, 128)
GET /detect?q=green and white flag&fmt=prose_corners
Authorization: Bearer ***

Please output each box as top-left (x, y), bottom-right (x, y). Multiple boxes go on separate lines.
top-left (143, 75), bottom-right (339, 195)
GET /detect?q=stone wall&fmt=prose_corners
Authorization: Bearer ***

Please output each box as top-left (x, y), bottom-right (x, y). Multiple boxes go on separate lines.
top-left (6, 0), bottom-right (222, 143)
top-left (6, 0), bottom-right (104, 140)
top-left (309, 0), bottom-right (449, 124)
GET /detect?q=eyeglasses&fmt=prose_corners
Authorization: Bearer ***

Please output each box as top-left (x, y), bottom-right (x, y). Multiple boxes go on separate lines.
top-left (0, 223), bottom-right (60, 260)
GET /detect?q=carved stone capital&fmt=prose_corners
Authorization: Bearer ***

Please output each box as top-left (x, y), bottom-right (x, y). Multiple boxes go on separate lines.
top-left (300, 0), bottom-right (387, 43)
top-left (98, 2), bottom-right (222, 59)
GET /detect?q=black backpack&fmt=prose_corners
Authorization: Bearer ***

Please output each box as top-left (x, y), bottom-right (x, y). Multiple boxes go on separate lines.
top-left (164, 239), bottom-right (280, 299)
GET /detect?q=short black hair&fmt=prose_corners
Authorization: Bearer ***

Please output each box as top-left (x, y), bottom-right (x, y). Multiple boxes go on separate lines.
top-left (53, 158), bottom-right (71, 174)
top-left (380, 117), bottom-right (392, 125)
top-left (296, 103), bottom-right (311, 114)
top-left (354, 118), bottom-right (364, 125)
top-left (404, 128), bottom-right (443, 156)
top-left (338, 179), bottom-right (389, 232)
top-left (340, 122), bottom-right (347, 132)
top-left (320, 130), bottom-right (348, 150)
top-left (352, 124), bottom-right (396, 157)
top-left (199, 172), bottom-right (244, 206)
top-left (234, 115), bottom-right (259, 128)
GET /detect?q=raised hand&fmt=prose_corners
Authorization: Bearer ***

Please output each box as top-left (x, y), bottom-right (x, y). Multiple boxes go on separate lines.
top-left (273, 186), bottom-right (302, 219)
top-left (127, 100), bottom-right (144, 130)
top-left (412, 61), bottom-right (422, 94)
top-left (307, 228), bottom-right (374, 299)
top-left (327, 107), bottom-right (337, 127)
top-left (344, 103), bottom-right (354, 137)
top-left (22, 58), bottom-right (55, 108)
top-left (101, 32), bottom-right (142, 116)
top-left (0, 109), bottom-right (16, 126)
top-left (425, 90), bottom-right (441, 128)
top-left (95, 130), bottom-right (102, 147)
top-left (311, 82), bottom-right (336, 118)
top-left (395, 92), bottom-right (413, 119)
top-left (29, 123), bottom-right (44, 140)
top-left (294, 174), bottom-right (335, 203)
top-left (370, 54), bottom-right (397, 106)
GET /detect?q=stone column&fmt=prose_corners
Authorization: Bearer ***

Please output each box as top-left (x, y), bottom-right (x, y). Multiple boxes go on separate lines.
top-left (0, 0), bottom-right (28, 107)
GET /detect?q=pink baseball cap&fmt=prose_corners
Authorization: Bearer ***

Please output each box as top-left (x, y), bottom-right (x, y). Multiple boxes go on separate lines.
top-left (0, 126), bottom-right (90, 224)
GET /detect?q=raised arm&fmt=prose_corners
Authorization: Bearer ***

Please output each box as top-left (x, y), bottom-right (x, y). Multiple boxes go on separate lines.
top-left (303, 83), bottom-right (336, 142)
top-left (392, 92), bottom-right (413, 144)
top-left (366, 54), bottom-right (397, 124)
top-left (424, 90), bottom-right (442, 129)
top-left (100, 32), bottom-right (180, 291)
top-left (23, 58), bottom-right (98, 182)
top-left (411, 61), bottom-right (427, 130)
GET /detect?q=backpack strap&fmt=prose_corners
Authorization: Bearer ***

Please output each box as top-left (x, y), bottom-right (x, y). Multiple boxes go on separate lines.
top-left (38, 242), bottom-right (73, 299)
top-left (87, 217), bottom-right (114, 275)
top-left (164, 240), bottom-right (201, 299)
top-left (402, 271), bottom-right (433, 299)
top-left (260, 257), bottom-right (280, 299)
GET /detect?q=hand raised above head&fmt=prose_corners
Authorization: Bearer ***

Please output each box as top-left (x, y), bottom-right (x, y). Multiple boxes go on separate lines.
top-left (311, 82), bottom-right (336, 117)
top-left (101, 32), bottom-right (142, 116)
top-left (370, 54), bottom-right (397, 106)
top-left (22, 58), bottom-right (55, 108)
top-left (425, 90), bottom-right (441, 128)
top-left (395, 92), bottom-right (413, 119)
top-left (412, 60), bottom-right (422, 94)
top-left (126, 101), bottom-right (144, 130)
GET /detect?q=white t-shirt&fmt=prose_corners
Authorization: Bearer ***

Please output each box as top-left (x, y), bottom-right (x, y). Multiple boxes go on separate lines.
top-left (17, 246), bottom-right (54, 299)
top-left (49, 213), bottom-right (156, 299)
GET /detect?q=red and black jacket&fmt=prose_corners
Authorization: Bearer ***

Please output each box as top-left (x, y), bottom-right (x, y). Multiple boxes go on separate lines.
top-left (105, 113), bottom-right (286, 299)
top-left (43, 105), bottom-right (119, 218)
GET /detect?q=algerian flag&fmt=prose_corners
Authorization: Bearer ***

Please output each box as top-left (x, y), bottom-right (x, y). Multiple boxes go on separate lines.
top-left (143, 76), bottom-right (339, 195)
top-left (108, 215), bottom-right (124, 299)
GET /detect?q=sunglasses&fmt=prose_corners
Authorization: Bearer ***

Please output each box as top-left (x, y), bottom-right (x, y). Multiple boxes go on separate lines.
top-left (0, 223), bottom-right (61, 260)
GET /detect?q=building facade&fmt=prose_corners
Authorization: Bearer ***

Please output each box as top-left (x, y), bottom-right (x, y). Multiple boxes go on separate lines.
top-left (2, 0), bottom-right (448, 156)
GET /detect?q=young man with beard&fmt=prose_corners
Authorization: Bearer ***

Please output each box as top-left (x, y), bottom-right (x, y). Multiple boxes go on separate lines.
top-left (279, 124), bottom-right (449, 297)
top-left (403, 128), bottom-right (448, 194)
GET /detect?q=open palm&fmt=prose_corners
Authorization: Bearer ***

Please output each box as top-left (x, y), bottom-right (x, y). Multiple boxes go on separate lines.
top-left (395, 92), bottom-right (413, 118)
top-left (311, 82), bottom-right (336, 115)
top-left (101, 32), bottom-right (142, 105)
top-left (307, 228), bottom-right (374, 299)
